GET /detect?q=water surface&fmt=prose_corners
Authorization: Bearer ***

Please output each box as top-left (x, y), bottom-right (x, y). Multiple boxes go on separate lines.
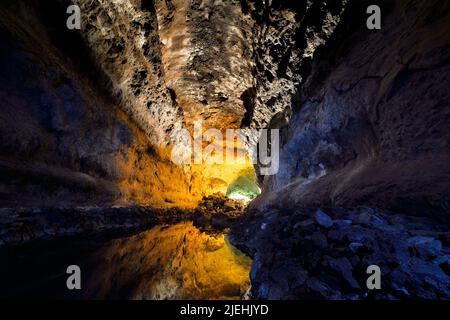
top-left (0, 221), bottom-right (252, 299)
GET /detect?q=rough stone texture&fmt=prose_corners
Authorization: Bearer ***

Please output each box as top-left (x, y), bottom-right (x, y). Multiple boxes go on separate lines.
top-left (1, 0), bottom-right (449, 301)
top-left (240, 0), bottom-right (348, 132)
top-left (0, 0), bottom-right (195, 207)
top-left (155, 0), bottom-right (254, 131)
top-left (231, 206), bottom-right (450, 299)
top-left (232, 0), bottom-right (450, 300)
top-left (253, 0), bottom-right (450, 221)
top-left (72, 0), bottom-right (184, 146)
top-left (193, 193), bottom-right (248, 231)
top-left (0, 0), bottom-right (350, 208)
top-left (70, 0), bottom-right (350, 150)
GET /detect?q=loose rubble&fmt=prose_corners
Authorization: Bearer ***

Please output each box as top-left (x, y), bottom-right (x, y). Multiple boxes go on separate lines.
top-left (193, 194), bottom-right (247, 232)
top-left (231, 207), bottom-right (450, 300)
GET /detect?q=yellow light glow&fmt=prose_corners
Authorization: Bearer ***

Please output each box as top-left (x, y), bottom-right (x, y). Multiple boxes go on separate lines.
top-left (85, 222), bottom-right (252, 299)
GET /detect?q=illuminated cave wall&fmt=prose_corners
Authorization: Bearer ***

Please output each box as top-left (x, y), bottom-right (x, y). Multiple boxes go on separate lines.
top-left (0, 0), bottom-right (349, 208)
top-left (0, 0), bottom-right (195, 207)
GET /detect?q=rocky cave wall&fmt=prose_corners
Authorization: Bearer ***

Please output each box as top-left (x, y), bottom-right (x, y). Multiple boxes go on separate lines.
top-left (230, 0), bottom-right (450, 300)
top-left (0, 0), bottom-right (195, 208)
top-left (240, 0), bottom-right (348, 134)
top-left (0, 0), bottom-right (351, 207)
top-left (2, 0), bottom-right (447, 215)
top-left (252, 0), bottom-right (450, 221)
top-left (71, 0), bottom-right (184, 147)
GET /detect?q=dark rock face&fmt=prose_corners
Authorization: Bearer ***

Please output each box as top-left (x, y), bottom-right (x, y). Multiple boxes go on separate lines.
top-left (231, 206), bottom-right (450, 299)
top-left (240, 0), bottom-right (348, 130)
top-left (0, 3), bottom-right (121, 205)
top-left (232, 0), bottom-right (450, 300)
top-left (0, 1), bottom-right (197, 207)
top-left (253, 0), bottom-right (450, 219)
top-left (315, 209), bottom-right (334, 228)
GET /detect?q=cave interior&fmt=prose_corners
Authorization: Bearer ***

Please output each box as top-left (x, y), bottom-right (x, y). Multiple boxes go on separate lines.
top-left (0, 0), bottom-right (449, 300)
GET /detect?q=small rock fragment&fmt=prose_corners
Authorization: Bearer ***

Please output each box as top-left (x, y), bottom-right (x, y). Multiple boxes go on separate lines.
top-left (315, 209), bottom-right (334, 228)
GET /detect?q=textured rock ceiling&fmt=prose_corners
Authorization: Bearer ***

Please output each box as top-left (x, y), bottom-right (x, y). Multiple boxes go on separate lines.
top-left (61, 0), bottom-right (346, 205)
top-left (156, 0), bottom-right (254, 131)
top-left (72, 0), bottom-right (346, 146)
top-left (0, 0), bottom-right (347, 207)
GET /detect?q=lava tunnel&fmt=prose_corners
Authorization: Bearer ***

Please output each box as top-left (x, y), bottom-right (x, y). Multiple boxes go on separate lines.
top-left (0, 0), bottom-right (449, 305)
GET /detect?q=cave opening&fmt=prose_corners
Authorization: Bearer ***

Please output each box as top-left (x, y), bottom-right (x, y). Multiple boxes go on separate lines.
top-left (226, 169), bottom-right (261, 202)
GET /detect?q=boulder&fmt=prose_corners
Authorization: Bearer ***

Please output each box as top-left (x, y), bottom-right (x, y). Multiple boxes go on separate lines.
top-left (407, 236), bottom-right (442, 260)
top-left (315, 209), bottom-right (334, 228)
top-left (327, 257), bottom-right (361, 290)
top-left (311, 232), bottom-right (329, 250)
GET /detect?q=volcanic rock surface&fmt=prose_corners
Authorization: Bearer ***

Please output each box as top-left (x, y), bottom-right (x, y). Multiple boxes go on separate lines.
top-left (233, 0), bottom-right (450, 299)
top-left (253, 0), bottom-right (450, 218)
top-left (0, 0), bottom-right (349, 207)
top-left (0, 0), bottom-right (194, 207)
top-left (0, 0), bottom-right (449, 300)
top-left (231, 206), bottom-right (450, 299)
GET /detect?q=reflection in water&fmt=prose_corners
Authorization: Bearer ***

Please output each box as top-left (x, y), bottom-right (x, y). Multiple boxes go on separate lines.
top-left (84, 222), bottom-right (252, 299)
